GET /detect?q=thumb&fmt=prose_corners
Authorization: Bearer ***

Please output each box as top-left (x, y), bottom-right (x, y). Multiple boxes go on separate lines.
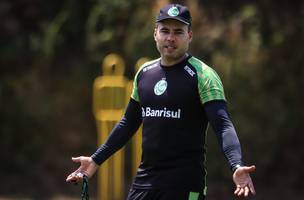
top-left (243, 165), bottom-right (256, 173)
top-left (71, 157), bottom-right (82, 163)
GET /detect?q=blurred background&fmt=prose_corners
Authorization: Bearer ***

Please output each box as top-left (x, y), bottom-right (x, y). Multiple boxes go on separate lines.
top-left (1, 0), bottom-right (304, 199)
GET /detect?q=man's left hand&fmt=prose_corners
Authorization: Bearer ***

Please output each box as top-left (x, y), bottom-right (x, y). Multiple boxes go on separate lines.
top-left (233, 165), bottom-right (256, 197)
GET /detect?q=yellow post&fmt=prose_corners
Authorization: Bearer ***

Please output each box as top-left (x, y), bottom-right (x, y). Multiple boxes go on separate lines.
top-left (93, 53), bottom-right (129, 200)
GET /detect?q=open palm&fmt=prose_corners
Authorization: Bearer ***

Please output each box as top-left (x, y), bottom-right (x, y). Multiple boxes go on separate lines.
top-left (233, 165), bottom-right (256, 197)
top-left (66, 156), bottom-right (98, 183)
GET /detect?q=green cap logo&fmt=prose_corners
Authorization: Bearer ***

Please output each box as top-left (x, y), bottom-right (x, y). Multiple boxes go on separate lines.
top-left (154, 79), bottom-right (167, 96)
top-left (168, 6), bottom-right (179, 17)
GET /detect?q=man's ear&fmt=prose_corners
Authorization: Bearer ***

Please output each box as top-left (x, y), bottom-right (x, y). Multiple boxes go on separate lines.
top-left (154, 28), bottom-right (157, 41)
top-left (188, 30), bottom-right (193, 42)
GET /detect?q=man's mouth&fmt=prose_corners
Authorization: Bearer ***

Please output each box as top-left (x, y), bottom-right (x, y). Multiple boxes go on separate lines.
top-left (164, 45), bottom-right (177, 51)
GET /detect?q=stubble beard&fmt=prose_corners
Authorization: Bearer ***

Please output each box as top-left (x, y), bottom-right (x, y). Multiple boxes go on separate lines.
top-left (159, 45), bottom-right (188, 65)
top-left (154, 27), bottom-right (191, 65)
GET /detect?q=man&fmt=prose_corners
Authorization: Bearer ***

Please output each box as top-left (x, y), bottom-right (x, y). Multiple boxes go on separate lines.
top-left (66, 4), bottom-right (256, 200)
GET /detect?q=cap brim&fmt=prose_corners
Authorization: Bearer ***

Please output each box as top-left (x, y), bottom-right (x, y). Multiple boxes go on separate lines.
top-left (156, 16), bottom-right (190, 25)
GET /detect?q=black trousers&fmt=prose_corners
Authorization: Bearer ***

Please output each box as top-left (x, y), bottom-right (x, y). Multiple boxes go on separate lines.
top-left (126, 188), bottom-right (205, 200)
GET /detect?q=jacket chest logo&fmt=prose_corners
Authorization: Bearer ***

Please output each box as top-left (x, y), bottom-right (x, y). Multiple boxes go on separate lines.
top-left (154, 79), bottom-right (167, 96)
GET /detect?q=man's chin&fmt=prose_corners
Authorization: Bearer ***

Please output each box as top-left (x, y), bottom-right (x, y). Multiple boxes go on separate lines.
top-left (163, 53), bottom-right (177, 59)
top-left (164, 53), bottom-right (186, 60)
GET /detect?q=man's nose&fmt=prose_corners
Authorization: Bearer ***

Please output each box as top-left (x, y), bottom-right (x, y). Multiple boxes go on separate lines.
top-left (166, 33), bottom-right (175, 41)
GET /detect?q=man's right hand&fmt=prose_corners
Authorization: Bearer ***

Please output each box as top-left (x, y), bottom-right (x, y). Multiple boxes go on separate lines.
top-left (66, 156), bottom-right (98, 184)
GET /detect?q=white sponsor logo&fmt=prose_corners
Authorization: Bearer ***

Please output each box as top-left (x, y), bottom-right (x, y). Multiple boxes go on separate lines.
top-left (154, 79), bottom-right (167, 95)
top-left (143, 63), bottom-right (158, 72)
top-left (184, 65), bottom-right (195, 77)
top-left (142, 107), bottom-right (181, 119)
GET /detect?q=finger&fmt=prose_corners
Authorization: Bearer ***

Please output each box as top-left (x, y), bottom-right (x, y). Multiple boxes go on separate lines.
top-left (66, 171), bottom-right (79, 181)
top-left (249, 182), bottom-right (256, 195)
top-left (244, 186), bottom-right (249, 197)
top-left (234, 187), bottom-right (240, 195)
top-left (237, 188), bottom-right (244, 196)
top-left (68, 177), bottom-right (81, 184)
top-left (66, 168), bottom-right (80, 178)
top-left (66, 177), bottom-right (77, 183)
top-left (66, 174), bottom-right (78, 182)
top-left (76, 172), bottom-right (84, 178)
top-left (66, 172), bottom-right (84, 183)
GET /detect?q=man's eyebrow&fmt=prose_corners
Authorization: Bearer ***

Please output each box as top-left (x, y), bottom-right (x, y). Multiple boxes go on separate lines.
top-left (160, 27), bottom-right (169, 30)
top-left (173, 28), bottom-right (185, 32)
top-left (159, 27), bottom-right (185, 32)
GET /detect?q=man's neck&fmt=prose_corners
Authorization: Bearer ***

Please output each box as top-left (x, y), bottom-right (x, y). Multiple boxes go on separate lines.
top-left (161, 53), bottom-right (188, 66)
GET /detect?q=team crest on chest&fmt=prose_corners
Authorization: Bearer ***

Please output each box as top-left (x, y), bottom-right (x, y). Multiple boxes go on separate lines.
top-left (154, 79), bottom-right (167, 96)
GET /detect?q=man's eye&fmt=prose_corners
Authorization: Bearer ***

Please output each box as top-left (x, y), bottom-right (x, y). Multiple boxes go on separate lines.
top-left (161, 30), bottom-right (169, 33)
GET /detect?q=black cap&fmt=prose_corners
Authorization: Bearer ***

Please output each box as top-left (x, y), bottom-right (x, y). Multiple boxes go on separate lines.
top-left (156, 4), bottom-right (192, 25)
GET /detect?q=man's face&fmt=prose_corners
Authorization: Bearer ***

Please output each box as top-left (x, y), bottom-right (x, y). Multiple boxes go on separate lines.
top-left (154, 19), bottom-right (192, 64)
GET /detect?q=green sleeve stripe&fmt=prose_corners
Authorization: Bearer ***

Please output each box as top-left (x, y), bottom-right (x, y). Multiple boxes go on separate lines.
top-left (131, 74), bottom-right (140, 102)
top-left (131, 58), bottom-right (160, 102)
top-left (188, 192), bottom-right (199, 200)
top-left (203, 186), bottom-right (207, 196)
top-left (188, 57), bottom-right (226, 104)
